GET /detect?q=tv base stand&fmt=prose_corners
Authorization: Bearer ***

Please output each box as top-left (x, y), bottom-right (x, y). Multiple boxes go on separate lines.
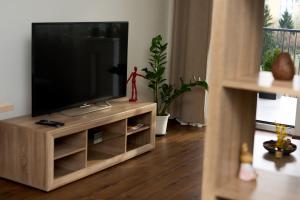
top-left (0, 101), bottom-right (156, 191)
top-left (61, 101), bottom-right (112, 117)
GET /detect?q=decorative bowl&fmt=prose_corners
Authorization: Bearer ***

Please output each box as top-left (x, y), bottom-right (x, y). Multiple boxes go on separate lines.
top-left (263, 140), bottom-right (297, 155)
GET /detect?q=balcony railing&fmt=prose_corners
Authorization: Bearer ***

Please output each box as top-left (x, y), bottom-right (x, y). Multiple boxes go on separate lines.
top-left (263, 27), bottom-right (300, 74)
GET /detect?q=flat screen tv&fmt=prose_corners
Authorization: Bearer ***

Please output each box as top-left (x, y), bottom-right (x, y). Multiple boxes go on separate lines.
top-left (32, 22), bottom-right (128, 117)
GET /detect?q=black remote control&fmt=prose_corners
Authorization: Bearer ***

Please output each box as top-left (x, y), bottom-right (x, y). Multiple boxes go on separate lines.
top-left (35, 119), bottom-right (65, 128)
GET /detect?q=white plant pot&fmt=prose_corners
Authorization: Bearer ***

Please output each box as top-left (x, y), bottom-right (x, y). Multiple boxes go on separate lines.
top-left (156, 114), bottom-right (170, 135)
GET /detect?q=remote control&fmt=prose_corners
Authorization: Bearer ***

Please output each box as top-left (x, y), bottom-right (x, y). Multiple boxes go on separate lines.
top-left (36, 119), bottom-right (65, 128)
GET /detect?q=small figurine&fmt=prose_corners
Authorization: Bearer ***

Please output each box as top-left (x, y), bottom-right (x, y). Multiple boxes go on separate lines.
top-left (272, 52), bottom-right (295, 80)
top-left (275, 123), bottom-right (288, 149)
top-left (127, 66), bottom-right (144, 102)
top-left (274, 123), bottom-right (294, 157)
top-left (263, 124), bottom-right (296, 156)
top-left (239, 143), bottom-right (257, 181)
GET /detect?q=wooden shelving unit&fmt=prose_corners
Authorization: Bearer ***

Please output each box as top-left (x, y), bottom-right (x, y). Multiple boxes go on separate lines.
top-left (223, 72), bottom-right (300, 97)
top-left (202, 0), bottom-right (300, 199)
top-left (0, 101), bottom-right (156, 191)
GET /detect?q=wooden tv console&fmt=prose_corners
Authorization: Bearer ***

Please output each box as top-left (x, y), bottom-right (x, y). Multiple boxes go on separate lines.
top-left (0, 101), bottom-right (156, 191)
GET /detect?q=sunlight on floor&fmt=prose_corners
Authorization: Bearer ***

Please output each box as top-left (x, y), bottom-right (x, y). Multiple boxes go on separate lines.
top-left (253, 130), bottom-right (300, 178)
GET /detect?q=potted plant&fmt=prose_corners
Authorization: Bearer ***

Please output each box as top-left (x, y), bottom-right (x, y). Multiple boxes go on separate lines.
top-left (143, 35), bottom-right (208, 135)
top-left (259, 48), bottom-right (281, 99)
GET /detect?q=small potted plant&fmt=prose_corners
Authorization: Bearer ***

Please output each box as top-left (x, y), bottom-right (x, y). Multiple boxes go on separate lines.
top-left (259, 48), bottom-right (281, 99)
top-left (143, 35), bottom-right (208, 135)
top-left (263, 123), bottom-right (297, 156)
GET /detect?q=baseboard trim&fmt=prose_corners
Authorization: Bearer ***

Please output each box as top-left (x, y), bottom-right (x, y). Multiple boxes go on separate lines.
top-left (256, 121), bottom-right (296, 137)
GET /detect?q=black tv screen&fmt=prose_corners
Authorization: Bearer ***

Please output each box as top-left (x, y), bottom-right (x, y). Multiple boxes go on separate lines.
top-left (32, 22), bottom-right (128, 116)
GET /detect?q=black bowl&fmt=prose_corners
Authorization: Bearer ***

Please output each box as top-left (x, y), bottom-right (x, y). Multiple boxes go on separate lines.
top-left (263, 140), bottom-right (297, 155)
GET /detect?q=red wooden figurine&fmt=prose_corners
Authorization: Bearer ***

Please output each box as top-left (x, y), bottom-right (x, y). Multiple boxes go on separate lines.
top-left (127, 66), bottom-right (144, 102)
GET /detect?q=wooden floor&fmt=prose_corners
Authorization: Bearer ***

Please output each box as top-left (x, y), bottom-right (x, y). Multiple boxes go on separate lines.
top-left (0, 120), bottom-right (205, 200)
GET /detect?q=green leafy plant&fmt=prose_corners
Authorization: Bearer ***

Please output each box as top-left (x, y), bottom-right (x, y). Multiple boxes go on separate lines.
top-left (142, 35), bottom-right (208, 116)
top-left (262, 48), bottom-right (281, 71)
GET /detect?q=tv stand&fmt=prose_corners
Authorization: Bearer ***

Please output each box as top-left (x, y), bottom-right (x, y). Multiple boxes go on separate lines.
top-left (0, 101), bottom-right (156, 191)
top-left (61, 101), bottom-right (112, 117)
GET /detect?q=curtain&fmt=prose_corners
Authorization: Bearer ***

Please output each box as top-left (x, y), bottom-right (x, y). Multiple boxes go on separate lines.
top-left (169, 0), bottom-right (212, 125)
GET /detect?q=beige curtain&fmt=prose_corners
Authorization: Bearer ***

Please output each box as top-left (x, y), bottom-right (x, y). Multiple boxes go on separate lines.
top-left (169, 0), bottom-right (212, 124)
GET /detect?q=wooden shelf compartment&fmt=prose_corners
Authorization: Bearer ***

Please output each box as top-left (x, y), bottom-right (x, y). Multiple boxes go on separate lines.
top-left (127, 112), bottom-right (151, 131)
top-left (127, 129), bottom-right (151, 151)
top-left (54, 131), bottom-right (87, 160)
top-left (222, 72), bottom-right (300, 97)
top-left (88, 119), bottom-right (126, 145)
top-left (215, 169), bottom-right (300, 200)
top-left (54, 151), bottom-right (86, 179)
top-left (87, 135), bottom-right (126, 166)
top-left (198, 0), bottom-right (300, 198)
top-left (202, 89), bottom-right (258, 200)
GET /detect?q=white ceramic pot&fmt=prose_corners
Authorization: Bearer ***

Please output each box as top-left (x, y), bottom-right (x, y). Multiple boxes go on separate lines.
top-left (156, 114), bottom-right (170, 135)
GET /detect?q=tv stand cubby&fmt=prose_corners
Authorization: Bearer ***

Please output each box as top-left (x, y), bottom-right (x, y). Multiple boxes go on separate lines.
top-left (0, 101), bottom-right (156, 191)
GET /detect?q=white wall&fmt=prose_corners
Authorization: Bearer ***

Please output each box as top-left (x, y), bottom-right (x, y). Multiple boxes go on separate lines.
top-left (0, 0), bottom-right (171, 119)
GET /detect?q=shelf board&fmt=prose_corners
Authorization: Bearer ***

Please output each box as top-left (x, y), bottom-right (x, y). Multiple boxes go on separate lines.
top-left (54, 143), bottom-right (86, 160)
top-left (87, 151), bottom-right (118, 166)
top-left (215, 169), bottom-right (300, 200)
top-left (222, 72), bottom-right (300, 97)
top-left (127, 143), bottom-right (150, 152)
top-left (127, 126), bottom-right (150, 136)
top-left (54, 166), bottom-right (74, 179)
top-left (54, 167), bottom-right (72, 179)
